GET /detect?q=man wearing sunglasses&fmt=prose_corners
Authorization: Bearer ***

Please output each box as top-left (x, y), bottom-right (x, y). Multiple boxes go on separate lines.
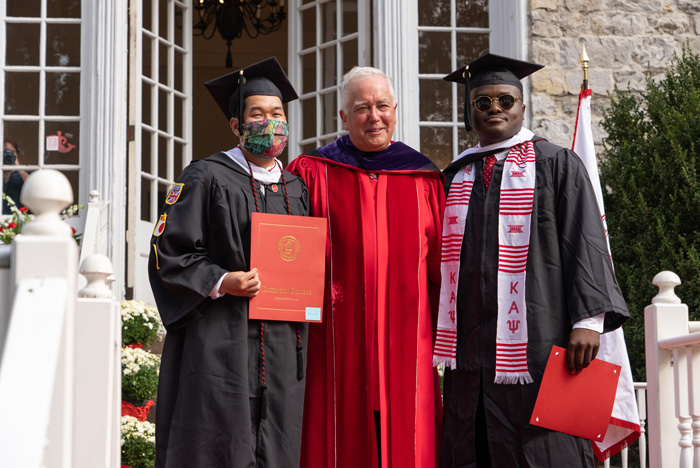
top-left (434, 53), bottom-right (630, 468)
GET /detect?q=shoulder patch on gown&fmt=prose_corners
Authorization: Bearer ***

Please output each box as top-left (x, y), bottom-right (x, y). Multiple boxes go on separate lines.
top-left (153, 213), bottom-right (167, 237)
top-left (165, 183), bottom-right (184, 205)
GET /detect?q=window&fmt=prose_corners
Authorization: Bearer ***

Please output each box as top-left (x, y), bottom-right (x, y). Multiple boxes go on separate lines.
top-left (1, 0), bottom-right (83, 206)
top-left (288, 0), bottom-right (370, 157)
top-left (417, 0), bottom-right (489, 169)
top-left (127, 0), bottom-right (192, 301)
top-left (136, 0), bottom-right (191, 225)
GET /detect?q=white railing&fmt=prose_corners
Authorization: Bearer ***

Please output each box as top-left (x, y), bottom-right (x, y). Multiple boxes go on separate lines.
top-left (645, 271), bottom-right (700, 468)
top-left (605, 382), bottom-right (648, 468)
top-left (0, 170), bottom-right (120, 468)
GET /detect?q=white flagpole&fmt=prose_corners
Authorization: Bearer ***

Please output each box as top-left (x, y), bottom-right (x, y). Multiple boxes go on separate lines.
top-left (571, 44), bottom-right (641, 462)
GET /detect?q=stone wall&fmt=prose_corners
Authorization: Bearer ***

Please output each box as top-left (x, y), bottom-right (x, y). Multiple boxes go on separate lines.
top-left (528, 0), bottom-right (700, 149)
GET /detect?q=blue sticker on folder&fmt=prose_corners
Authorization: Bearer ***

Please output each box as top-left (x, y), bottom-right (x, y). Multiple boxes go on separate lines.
top-left (305, 307), bottom-right (321, 321)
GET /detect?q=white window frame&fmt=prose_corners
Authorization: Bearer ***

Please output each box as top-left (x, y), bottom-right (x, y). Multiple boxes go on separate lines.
top-left (287, 0), bottom-right (371, 158)
top-left (126, 0), bottom-right (193, 301)
top-left (374, 0), bottom-right (528, 158)
top-left (0, 1), bottom-right (86, 204)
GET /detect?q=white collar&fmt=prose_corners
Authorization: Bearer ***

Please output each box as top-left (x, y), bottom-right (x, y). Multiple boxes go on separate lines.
top-left (225, 146), bottom-right (282, 185)
top-left (453, 128), bottom-right (535, 162)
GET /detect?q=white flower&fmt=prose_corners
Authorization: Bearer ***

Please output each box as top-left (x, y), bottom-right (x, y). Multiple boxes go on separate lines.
top-left (121, 347), bottom-right (160, 373)
top-left (121, 416), bottom-right (156, 442)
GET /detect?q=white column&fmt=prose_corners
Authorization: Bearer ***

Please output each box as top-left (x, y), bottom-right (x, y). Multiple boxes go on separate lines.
top-left (83, 2), bottom-right (129, 299)
top-left (373, 0), bottom-right (420, 150)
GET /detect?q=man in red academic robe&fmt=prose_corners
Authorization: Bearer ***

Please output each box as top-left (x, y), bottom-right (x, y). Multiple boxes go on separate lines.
top-left (288, 67), bottom-right (444, 468)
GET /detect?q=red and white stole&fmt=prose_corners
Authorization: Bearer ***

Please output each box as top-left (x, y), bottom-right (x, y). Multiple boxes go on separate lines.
top-left (434, 133), bottom-right (536, 385)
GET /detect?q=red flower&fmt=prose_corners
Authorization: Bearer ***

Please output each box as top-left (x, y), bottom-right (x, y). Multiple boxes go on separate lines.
top-left (121, 400), bottom-right (155, 421)
top-left (7, 222), bottom-right (16, 229)
top-left (71, 227), bottom-right (76, 234)
top-left (19, 207), bottom-right (28, 212)
top-left (127, 342), bottom-right (143, 349)
top-left (0, 226), bottom-right (3, 232)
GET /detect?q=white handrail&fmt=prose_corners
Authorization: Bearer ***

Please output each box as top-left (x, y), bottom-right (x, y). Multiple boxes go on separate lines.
top-left (658, 332), bottom-right (700, 349)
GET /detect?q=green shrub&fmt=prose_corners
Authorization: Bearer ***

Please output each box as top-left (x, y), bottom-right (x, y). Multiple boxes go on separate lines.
top-left (121, 346), bottom-right (160, 402)
top-left (121, 300), bottom-right (163, 347)
top-left (601, 44), bottom-right (700, 381)
top-left (121, 415), bottom-right (156, 468)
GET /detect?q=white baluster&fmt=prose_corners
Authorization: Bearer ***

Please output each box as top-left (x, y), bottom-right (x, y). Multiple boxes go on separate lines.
top-left (636, 384), bottom-right (647, 468)
top-left (688, 346), bottom-right (700, 468)
top-left (675, 347), bottom-right (692, 468)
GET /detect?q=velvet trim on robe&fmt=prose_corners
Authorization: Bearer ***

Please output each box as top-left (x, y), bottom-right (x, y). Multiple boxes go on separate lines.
top-left (287, 152), bottom-right (445, 468)
top-left (313, 134), bottom-right (439, 171)
top-left (148, 152), bottom-right (310, 468)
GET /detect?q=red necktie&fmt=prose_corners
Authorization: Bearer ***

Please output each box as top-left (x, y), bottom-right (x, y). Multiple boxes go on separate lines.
top-left (483, 155), bottom-right (497, 190)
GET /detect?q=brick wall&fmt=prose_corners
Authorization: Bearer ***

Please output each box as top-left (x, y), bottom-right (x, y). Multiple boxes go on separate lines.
top-left (528, 0), bottom-right (700, 149)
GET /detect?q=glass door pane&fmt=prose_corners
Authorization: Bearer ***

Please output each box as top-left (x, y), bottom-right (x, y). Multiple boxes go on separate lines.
top-left (2, 0), bottom-right (83, 209)
top-left (417, 0), bottom-right (488, 169)
top-left (288, 0), bottom-right (370, 157)
top-left (127, 0), bottom-right (192, 301)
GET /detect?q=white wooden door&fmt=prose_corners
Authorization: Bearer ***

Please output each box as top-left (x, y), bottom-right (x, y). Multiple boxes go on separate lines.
top-left (127, 0), bottom-right (192, 303)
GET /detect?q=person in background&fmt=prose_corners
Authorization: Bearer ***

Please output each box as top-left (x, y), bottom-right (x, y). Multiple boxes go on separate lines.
top-left (288, 66), bottom-right (444, 468)
top-left (2, 139), bottom-right (29, 214)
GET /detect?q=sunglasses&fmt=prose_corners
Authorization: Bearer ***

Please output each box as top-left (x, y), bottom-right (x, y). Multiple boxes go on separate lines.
top-left (471, 94), bottom-right (520, 112)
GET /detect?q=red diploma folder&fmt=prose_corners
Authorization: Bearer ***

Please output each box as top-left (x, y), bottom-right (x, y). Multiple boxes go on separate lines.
top-left (530, 345), bottom-right (621, 442)
top-left (249, 212), bottom-right (327, 322)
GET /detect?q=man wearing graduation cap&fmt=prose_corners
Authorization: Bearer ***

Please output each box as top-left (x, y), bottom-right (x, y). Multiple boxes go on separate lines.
top-left (434, 53), bottom-right (630, 467)
top-left (148, 57), bottom-right (310, 468)
top-left (287, 67), bottom-right (444, 468)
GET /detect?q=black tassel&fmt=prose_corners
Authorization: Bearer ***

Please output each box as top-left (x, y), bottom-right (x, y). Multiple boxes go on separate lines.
top-left (464, 65), bottom-right (473, 132)
top-left (297, 344), bottom-right (304, 381)
top-left (261, 386), bottom-right (268, 419)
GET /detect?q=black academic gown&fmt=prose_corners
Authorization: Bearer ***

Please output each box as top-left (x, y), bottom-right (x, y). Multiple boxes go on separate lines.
top-left (439, 139), bottom-right (630, 468)
top-left (148, 152), bottom-right (310, 468)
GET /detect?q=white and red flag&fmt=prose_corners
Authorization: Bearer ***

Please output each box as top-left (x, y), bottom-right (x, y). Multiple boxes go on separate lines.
top-left (572, 87), bottom-right (642, 461)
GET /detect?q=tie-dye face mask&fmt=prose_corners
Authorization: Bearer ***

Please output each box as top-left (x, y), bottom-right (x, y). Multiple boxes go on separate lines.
top-left (241, 119), bottom-right (289, 160)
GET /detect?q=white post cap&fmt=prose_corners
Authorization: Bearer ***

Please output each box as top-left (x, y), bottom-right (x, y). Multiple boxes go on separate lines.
top-left (19, 169), bottom-right (73, 237)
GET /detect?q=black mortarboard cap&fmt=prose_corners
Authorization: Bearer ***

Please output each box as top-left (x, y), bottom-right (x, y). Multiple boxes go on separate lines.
top-left (204, 57), bottom-right (298, 122)
top-left (443, 53), bottom-right (544, 132)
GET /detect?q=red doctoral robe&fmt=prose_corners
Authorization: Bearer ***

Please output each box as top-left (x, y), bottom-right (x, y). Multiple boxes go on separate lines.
top-left (288, 140), bottom-right (444, 468)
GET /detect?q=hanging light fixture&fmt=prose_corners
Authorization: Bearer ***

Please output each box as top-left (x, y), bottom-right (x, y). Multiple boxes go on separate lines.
top-left (193, 0), bottom-right (287, 68)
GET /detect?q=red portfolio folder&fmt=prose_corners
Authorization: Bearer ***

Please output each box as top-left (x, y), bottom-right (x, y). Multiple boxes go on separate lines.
top-left (249, 212), bottom-right (327, 322)
top-left (529, 345), bottom-right (621, 442)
